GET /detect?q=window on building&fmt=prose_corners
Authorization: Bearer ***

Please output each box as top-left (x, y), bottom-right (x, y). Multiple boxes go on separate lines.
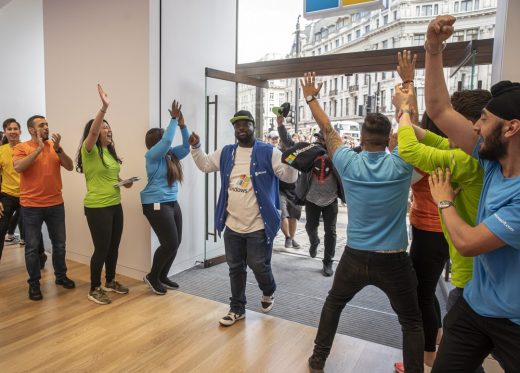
top-left (346, 98), bottom-right (350, 116)
top-left (417, 87), bottom-right (425, 111)
top-left (269, 92), bottom-right (274, 100)
top-left (335, 39), bottom-right (339, 48)
top-left (279, 93), bottom-right (285, 102)
top-left (452, 30), bottom-right (464, 42)
top-left (434, 4), bottom-right (439, 15)
top-left (393, 10), bottom-right (398, 21)
top-left (454, 2), bottom-right (459, 13)
top-left (353, 96), bottom-right (358, 115)
top-left (364, 74), bottom-right (369, 85)
top-left (312, 51), bottom-right (315, 56)
top-left (460, 0), bottom-right (473, 12)
top-left (340, 99), bottom-right (343, 116)
top-left (382, 39), bottom-right (388, 49)
top-left (413, 34), bottom-right (425, 46)
top-left (422, 5), bottom-right (433, 16)
top-left (348, 33), bottom-right (352, 42)
top-left (356, 29), bottom-right (361, 38)
top-left (376, 19), bottom-right (380, 28)
top-left (324, 45), bottom-right (328, 52)
top-left (383, 15), bottom-right (388, 25)
top-left (466, 28), bottom-right (479, 40)
top-left (318, 47), bottom-right (321, 55)
top-left (334, 77), bottom-right (338, 90)
top-left (324, 102), bottom-right (327, 114)
top-left (380, 90), bottom-right (386, 110)
top-left (416, 6), bottom-right (420, 17)
top-left (365, 25), bottom-right (370, 34)
top-left (324, 81), bottom-right (328, 93)
top-left (315, 33), bottom-right (321, 42)
top-left (382, 71), bottom-right (386, 79)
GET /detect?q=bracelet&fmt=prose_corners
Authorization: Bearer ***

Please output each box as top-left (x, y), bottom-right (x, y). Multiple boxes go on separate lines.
top-left (191, 143), bottom-right (201, 149)
top-left (397, 109), bottom-right (413, 121)
top-left (402, 80), bottom-right (414, 85)
top-left (100, 108), bottom-right (107, 114)
top-left (424, 41), bottom-right (446, 55)
top-left (55, 147), bottom-right (63, 154)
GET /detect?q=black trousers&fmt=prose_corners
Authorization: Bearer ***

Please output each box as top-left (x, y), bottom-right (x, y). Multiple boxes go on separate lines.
top-left (409, 225), bottom-right (449, 352)
top-left (142, 201), bottom-right (182, 282)
top-left (433, 297), bottom-right (520, 373)
top-left (84, 204), bottom-right (124, 290)
top-left (313, 247), bottom-right (424, 373)
top-left (305, 199), bottom-right (338, 264)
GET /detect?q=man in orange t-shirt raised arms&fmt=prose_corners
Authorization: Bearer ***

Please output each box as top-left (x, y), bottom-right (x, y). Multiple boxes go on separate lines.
top-left (13, 115), bottom-right (75, 301)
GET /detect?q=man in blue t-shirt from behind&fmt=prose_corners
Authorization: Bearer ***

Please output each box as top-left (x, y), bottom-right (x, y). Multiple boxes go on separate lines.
top-left (301, 72), bottom-right (424, 373)
top-left (421, 15), bottom-right (520, 373)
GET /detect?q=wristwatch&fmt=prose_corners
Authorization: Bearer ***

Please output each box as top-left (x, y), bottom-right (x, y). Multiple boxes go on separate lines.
top-left (438, 200), bottom-right (454, 210)
top-left (305, 95), bottom-right (316, 103)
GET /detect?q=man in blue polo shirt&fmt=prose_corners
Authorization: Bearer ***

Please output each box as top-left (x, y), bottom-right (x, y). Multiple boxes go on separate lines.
top-left (190, 110), bottom-right (297, 327)
top-left (301, 72), bottom-right (424, 373)
top-left (422, 15), bottom-right (520, 372)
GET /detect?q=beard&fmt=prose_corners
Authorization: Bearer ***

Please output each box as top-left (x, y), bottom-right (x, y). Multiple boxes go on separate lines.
top-left (478, 123), bottom-right (507, 160)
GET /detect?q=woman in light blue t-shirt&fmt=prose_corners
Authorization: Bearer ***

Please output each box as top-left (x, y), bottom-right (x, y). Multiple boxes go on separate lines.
top-left (141, 100), bottom-right (190, 295)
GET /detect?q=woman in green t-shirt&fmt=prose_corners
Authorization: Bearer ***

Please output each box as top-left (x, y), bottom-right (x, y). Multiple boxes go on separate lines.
top-left (76, 84), bottom-right (131, 305)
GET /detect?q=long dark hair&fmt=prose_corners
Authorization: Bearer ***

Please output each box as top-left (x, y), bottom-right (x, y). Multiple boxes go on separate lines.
top-left (76, 119), bottom-right (122, 173)
top-left (145, 128), bottom-right (183, 186)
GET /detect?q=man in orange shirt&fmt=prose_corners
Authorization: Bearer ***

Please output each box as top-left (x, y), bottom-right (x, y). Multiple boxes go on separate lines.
top-left (13, 115), bottom-right (75, 301)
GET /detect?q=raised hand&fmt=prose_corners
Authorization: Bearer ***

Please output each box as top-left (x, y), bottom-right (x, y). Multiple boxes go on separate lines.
top-left (429, 168), bottom-right (455, 204)
top-left (189, 132), bottom-right (200, 146)
top-left (426, 15), bottom-right (456, 48)
top-left (178, 111), bottom-right (186, 128)
top-left (300, 72), bottom-right (323, 98)
top-left (98, 84), bottom-right (109, 109)
top-left (36, 130), bottom-right (45, 149)
top-left (51, 133), bottom-right (62, 152)
top-left (169, 100), bottom-right (182, 119)
top-left (397, 50), bottom-right (417, 83)
top-left (392, 84), bottom-right (415, 111)
top-left (276, 115), bottom-right (284, 126)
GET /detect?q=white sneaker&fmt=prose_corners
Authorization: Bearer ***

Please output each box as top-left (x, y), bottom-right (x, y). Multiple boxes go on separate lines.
top-left (261, 295), bottom-right (274, 313)
top-left (219, 311), bottom-right (245, 326)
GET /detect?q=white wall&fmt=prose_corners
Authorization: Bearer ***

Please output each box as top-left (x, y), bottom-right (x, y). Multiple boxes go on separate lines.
top-left (0, 0), bottom-right (45, 137)
top-left (42, 0), bottom-right (152, 279)
top-left (159, 0), bottom-right (237, 274)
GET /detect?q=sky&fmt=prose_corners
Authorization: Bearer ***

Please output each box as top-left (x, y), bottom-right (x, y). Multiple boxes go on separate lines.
top-left (238, 0), bottom-right (311, 63)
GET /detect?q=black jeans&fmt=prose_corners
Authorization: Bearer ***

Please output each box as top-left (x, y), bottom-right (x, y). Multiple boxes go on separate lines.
top-left (223, 227), bottom-right (276, 314)
top-left (142, 201), bottom-right (182, 282)
top-left (433, 297), bottom-right (520, 373)
top-left (305, 199), bottom-right (338, 264)
top-left (0, 193), bottom-right (21, 259)
top-left (85, 204), bottom-right (123, 290)
top-left (409, 225), bottom-right (449, 352)
top-left (313, 247), bottom-right (424, 373)
top-left (8, 205), bottom-right (23, 238)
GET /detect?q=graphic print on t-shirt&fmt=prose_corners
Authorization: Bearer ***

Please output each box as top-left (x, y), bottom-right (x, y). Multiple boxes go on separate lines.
top-left (229, 174), bottom-right (250, 193)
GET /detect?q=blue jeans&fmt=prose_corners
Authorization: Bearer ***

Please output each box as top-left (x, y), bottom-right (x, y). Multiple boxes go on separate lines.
top-left (22, 204), bottom-right (67, 286)
top-left (224, 227), bottom-right (276, 314)
top-left (313, 247), bottom-right (424, 373)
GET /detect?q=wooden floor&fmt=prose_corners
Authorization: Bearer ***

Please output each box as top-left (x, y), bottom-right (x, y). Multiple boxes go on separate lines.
top-left (0, 245), bottom-right (406, 373)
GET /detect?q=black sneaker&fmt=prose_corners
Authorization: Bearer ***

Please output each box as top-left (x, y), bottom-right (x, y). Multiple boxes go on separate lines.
top-left (309, 244), bottom-right (318, 258)
top-left (39, 254), bottom-right (47, 270)
top-left (144, 274), bottom-right (166, 295)
top-left (160, 277), bottom-right (179, 290)
top-left (28, 285), bottom-right (43, 301)
top-left (322, 262), bottom-right (334, 277)
top-left (308, 355), bottom-right (326, 373)
top-left (55, 276), bottom-right (76, 289)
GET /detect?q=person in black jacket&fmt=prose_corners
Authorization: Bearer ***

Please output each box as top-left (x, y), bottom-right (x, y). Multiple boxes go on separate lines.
top-left (278, 114), bottom-right (345, 276)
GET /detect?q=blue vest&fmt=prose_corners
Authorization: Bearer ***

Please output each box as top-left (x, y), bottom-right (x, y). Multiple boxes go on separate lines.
top-left (215, 141), bottom-right (280, 244)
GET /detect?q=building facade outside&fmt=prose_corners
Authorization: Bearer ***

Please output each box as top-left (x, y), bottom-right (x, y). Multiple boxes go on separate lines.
top-left (241, 0), bottom-right (497, 144)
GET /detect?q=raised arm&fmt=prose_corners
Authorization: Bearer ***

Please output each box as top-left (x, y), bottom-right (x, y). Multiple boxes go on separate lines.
top-left (84, 84), bottom-right (109, 152)
top-left (146, 101), bottom-right (182, 161)
top-left (397, 50), bottom-right (420, 125)
top-left (300, 72), bottom-right (343, 158)
top-left (171, 113), bottom-right (190, 160)
top-left (51, 133), bottom-right (74, 171)
top-left (425, 16), bottom-right (478, 154)
top-left (189, 132), bottom-right (221, 173)
top-left (276, 116), bottom-right (295, 148)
